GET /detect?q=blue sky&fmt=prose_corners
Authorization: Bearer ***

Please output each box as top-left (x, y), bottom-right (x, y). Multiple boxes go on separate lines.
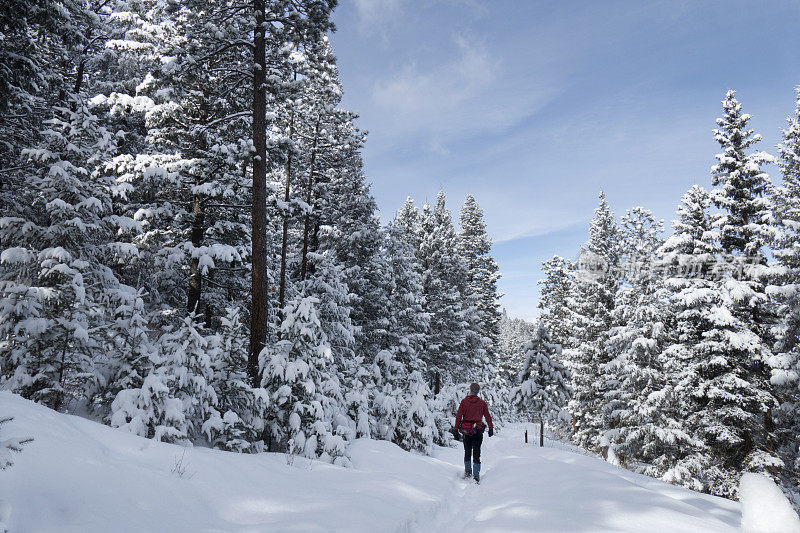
top-left (328, 0), bottom-right (800, 320)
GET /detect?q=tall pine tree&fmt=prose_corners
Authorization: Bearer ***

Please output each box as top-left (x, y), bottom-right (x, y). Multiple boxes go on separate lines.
top-left (458, 195), bottom-right (502, 372)
top-left (565, 191), bottom-right (620, 452)
top-left (705, 90), bottom-right (781, 496)
top-left (417, 192), bottom-right (472, 380)
top-left (768, 87), bottom-right (800, 490)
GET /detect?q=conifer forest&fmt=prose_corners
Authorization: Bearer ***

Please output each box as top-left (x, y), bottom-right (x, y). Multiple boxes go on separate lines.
top-left (2, 1), bottom-right (800, 529)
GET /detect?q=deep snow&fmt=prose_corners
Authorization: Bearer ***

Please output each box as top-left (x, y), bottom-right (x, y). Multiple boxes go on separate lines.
top-left (0, 391), bottom-right (741, 532)
top-left (740, 473), bottom-right (800, 533)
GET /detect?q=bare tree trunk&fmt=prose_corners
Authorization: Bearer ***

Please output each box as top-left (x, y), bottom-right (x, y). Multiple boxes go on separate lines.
top-left (300, 119), bottom-right (320, 280)
top-left (277, 92), bottom-right (295, 330)
top-left (248, 0), bottom-right (268, 387)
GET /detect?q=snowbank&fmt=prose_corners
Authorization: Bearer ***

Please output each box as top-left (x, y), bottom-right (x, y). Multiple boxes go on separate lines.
top-left (0, 392), bottom-right (454, 532)
top-left (0, 393), bottom-right (740, 532)
top-left (740, 473), bottom-right (800, 533)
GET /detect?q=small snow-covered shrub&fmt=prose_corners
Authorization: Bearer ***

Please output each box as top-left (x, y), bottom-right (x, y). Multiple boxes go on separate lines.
top-left (403, 371), bottom-right (435, 454)
top-left (511, 323), bottom-right (572, 442)
top-left (0, 417), bottom-right (32, 470)
top-left (261, 296), bottom-right (348, 465)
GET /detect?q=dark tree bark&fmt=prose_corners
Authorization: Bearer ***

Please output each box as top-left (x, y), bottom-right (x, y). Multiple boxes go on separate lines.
top-left (277, 95), bottom-right (295, 329)
top-left (73, 56), bottom-right (86, 95)
top-left (188, 98), bottom-right (211, 318)
top-left (187, 191), bottom-right (205, 314)
top-left (300, 119), bottom-right (320, 280)
top-left (248, 0), bottom-right (268, 388)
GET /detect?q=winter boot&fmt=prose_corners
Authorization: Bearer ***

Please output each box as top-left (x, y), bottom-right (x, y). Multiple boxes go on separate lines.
top-left (473, 462), bottom-right (481, 483)
top-left (464, 461), bottom-right (472, 478)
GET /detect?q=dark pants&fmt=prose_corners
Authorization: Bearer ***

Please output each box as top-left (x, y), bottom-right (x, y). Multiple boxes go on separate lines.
top-left (463, 432), bottom-right (483, 464)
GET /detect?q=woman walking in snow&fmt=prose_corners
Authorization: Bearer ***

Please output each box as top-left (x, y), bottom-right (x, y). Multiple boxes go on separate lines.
top-left (453, 382), bottom-right (493, 483)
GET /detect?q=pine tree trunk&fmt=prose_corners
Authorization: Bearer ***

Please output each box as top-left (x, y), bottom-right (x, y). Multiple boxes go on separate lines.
top-left (277, 99), bottom-right (295, 333)
top-left (300, 119), bottom-right (320, 281)
top-left (765, 407), bottom-right (776, 453)
top-left (70, 21), bottom-right (97, 104)
top-left (187, 191), bottom-right (204, 314)
top-left (249, 0), bottom-right (268, 388)
top-left (73, 56), bottom-right (86, 95)
top-left (55, 343), bottom-right (67, 411)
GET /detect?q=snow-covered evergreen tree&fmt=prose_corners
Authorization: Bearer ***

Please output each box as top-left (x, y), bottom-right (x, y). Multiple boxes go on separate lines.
top-left (284, 42), bottom-right (377, 364)
top-left (458, 195), bottom-right (502, 370)
top-left (565, 191), bottom-right (620, 451)
top-left (261, 296), bottom-right (346, 463)
top-left (768, 87), bottom-right (800, 490)
top-left (301, 248), bottom-right (356, 367)
top-left (497, 309), bottom-right (536, 382)
top-left (660, 181), bottom-right (780, 497)
top-left (204, 307), bottom-right (267, 452)
top-left (93, 287), bottom-right (154, 419)
top-left (395, 197), bottom-right (423, 252)
top-left (403, 370), bottom-right (436, 454)
top-left (703, 91), bottom-right (781, 496)
top-left (369, 349), bottom-right (407, 445)
top-left (340, 354), bottom-right (373, 440)
top-left (709, 90), bottom-right (777, 374)
top-left (538, 256), bottom-right (574, 349)
top-left (602, 207), bottom-right (671, 466)
top-left (0, 97), bottom-right (132, 410)
top-left (384, 218), bottom-right (429, 371)
top-left (367, 348), bottom-right (439, 453)
top-left (156, 314), bottom-right (219, 440)
top-left (110, 313), bottom-right (218, 443)
top-left (511, 323), bottom-right (572, 439)
top-left (430, 381), bottom-right (464, 445)
top-left (110, 372), bottom-right (188, 443)
top-left (651, 185), bottom-right (718, 490)
top-left (417, 192), bottom-right (473, 380)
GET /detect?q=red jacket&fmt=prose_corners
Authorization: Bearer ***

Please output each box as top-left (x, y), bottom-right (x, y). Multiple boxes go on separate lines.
top-left (455, 394), bottom-right (493, 431)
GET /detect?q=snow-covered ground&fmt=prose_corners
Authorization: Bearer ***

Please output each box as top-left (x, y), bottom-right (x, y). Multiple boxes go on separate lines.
top-left (1, 391), bottom-right (740, 532)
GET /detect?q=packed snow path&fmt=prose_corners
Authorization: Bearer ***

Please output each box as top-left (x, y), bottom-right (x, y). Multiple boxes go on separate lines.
top-left (0, 392), bottom-right (739, 532)
top-left (425, 426), bottom-right (739, 532)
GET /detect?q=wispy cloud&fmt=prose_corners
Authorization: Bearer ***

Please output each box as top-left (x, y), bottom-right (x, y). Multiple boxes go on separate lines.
top-left (351, 0), bottom-right (404, 38)
top-left (491, 217), bottom-right (587, 244)
top-left (370, 35), bottom-right (556, 152)
top-left (371, 35), bottom-right (494, 113)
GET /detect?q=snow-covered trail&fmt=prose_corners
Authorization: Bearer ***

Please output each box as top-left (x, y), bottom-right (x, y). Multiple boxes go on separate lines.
top-left (0, 392), bottom-right (740, 532)
top-left (426, 425), bottom-right (739, 532)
